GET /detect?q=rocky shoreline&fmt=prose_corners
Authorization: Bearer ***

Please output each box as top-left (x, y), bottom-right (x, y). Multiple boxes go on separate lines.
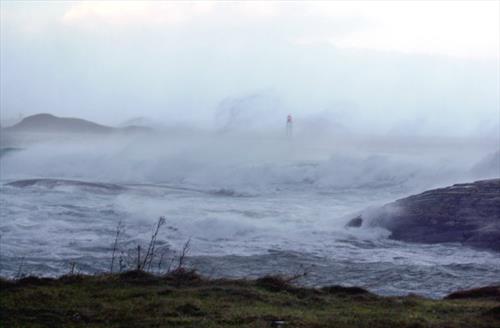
top-left (347, 179), bottom-right (500, 252)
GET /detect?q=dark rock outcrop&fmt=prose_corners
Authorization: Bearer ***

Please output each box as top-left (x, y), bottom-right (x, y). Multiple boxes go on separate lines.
top-left (445, 285), bottom-right (500, 301)
top-left (345, 215), bottom-right (363, 228)
top-left (347, 179), bottom-right (500, 252)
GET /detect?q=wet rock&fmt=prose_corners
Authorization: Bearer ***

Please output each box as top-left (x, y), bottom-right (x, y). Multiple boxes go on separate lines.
top-left (349, 179), bottom-right (500, 252)
top-left (445, 285), bottom-right (500, 300)
top-left (345, 216), bottom-right (363, 228)
top-left (321, 285), bottom-right (371, 296)
top-left (270, 320), bottom-right (286, 327)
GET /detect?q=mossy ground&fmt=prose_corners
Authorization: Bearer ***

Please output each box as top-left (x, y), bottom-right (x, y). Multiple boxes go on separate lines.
top-left (1, 271), bottom-right (498, 328)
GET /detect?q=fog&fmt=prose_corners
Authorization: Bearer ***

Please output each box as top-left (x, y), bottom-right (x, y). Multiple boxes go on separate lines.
top-left (1, 124), bottom-right (497, 196)
top-left (1, 1), bottom-right (499, 138)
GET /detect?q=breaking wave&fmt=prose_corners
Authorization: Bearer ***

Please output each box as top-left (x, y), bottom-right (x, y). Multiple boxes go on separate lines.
top-left (0, 135), bottom-right (484, 196)
top-left (6, 178), bottom-right (126, 193)
top-left (1, 134), bottom-right (498, 297)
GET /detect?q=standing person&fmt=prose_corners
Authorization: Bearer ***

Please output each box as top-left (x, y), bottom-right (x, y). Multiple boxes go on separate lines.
top-left (286, 114), bottom-right (293, 137)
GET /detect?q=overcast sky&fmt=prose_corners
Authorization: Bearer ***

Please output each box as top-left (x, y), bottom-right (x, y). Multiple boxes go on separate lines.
top-left (1, 1), bottom-right (499, 136)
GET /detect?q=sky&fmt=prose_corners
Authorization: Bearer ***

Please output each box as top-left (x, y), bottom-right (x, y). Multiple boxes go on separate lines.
top-left (0, 1), bottom-right (499, 136)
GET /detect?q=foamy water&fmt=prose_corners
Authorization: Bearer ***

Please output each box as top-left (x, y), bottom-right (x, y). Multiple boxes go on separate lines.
top-left (1, 177), bottom-right (499, 298)
top-left (0, 134), bottom-right (499, 298)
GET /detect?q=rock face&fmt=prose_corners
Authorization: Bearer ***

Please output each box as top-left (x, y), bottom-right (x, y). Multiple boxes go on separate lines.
top-left (345, 216), bottom-right (363, 228)
top-left (347, 179), bottom-right (500, 252)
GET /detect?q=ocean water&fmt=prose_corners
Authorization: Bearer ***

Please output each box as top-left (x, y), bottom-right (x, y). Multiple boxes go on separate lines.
top-left (0, 134), bottom-right (499, 298)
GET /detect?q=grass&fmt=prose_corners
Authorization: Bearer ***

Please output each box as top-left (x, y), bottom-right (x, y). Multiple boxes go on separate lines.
top-left (1, 271), bottom-right (499, 328)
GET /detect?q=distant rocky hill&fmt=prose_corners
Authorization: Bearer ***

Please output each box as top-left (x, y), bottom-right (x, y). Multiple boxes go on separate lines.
top-left (347, 179), bottom-right (500, 252)
top-left (3, 113), bottom-right (112, 134)
top-left (2, 113), bottom-right (151, 134)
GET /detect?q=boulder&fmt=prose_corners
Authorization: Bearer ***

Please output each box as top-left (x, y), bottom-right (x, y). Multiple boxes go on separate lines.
top-left (345, 215), bottom-right (363, 228)
top-left (347, 179), bottom-right (500, 252)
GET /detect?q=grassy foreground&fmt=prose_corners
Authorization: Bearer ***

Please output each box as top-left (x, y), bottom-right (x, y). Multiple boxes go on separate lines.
top-left (1, 270), bottom-right (499, 328)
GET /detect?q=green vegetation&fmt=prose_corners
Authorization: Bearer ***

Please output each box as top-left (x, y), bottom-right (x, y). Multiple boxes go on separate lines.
top-left (1, 270), bottom-right (499, 328)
